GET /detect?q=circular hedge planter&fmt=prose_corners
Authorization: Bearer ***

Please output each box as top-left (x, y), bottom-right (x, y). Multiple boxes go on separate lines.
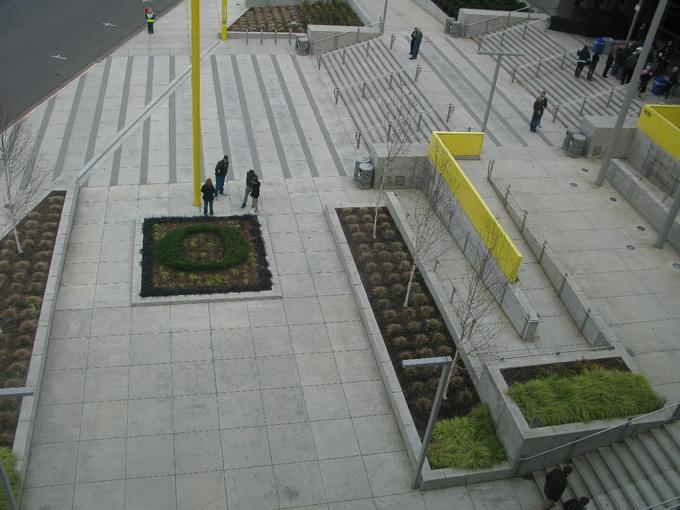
top-left (157, 224), bottom-right (248, 271)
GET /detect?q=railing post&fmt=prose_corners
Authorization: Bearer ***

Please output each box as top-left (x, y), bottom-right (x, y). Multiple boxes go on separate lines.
top-left (342, 48), bottom-right (346, 64)
top-left (415, 65), bottom-right (422, 82)
top-left (539, 240), bottom-right (547, 263)
top-left (246, 27), bottom-right (249, 45)
top-left (580, 308), bottom-right (590, 332)
top-left (334, 34), bottom-right (339, 50)
top-left (506, 10), bottom-right (512, 29)
top-left (535, 61), bottom-right (542, 77)
top-left (334, 88), bottom-right (340, 104)
top-left (463, 232), bottom-right (470, 254)
top-left (552, 105), bottom-right (559, 123)
top-left (560, 51), bottom-right (566, 69)
top-left (355, 131), bottom-right (361, 149)
top-left (504, 184), bottom-right (511, 205)
top-left (520, 209), bottom-right (528, 233)
top-left (275, 29), bottom-right (278, 45)
top-left (511, 67), bottom-right (517, 83)
top-left (477, 35), bottom-right (483, 51)
top-left (361, 82), bottom-right (367, 99)
top-left (417, 113), bottom-right (422, 130)
top-left (446, 104), bottom-right (454, 122)
top-left (500, 29), bottom-right (507, 47)
top-left (559, 272), bottom-right (568, 296)
top-left (579, 98), bottom-right (587, 115)
top-left (289, 27), bottom-right (292, 45)
top-left (524, 8), bottom-right (531, 37)
top-left (387, 123), bottom-right (392, 142)
top-left (485, 18), bottom-right (490, 35)
top-left (366, 40), bottom-right (370, 57)
top-left (260, 29), bottom-right (263, 44)
top-left (356, 27), bottom-right (360, 43)
top-left (390, 33), bottom-right (396, 49)
top-left (318, 56), bottom-right (322, 70)
top-left (607, 89), bottom-right (614, 107)
top-left (388, 72), bottom-right (394, 89)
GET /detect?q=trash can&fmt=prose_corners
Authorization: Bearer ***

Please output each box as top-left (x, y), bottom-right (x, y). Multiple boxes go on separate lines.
top-left (295, 34), bottom-right (310, 55)
top-left (355, 163), bottom-right (374, 189)
top-left (652, 76), bottom-right (669, 96)
top-left (567, 133), bottom-right (586, 158)
top-left (562, 127), bottom-right (580, 150)
top-left (354, 156), bottom-right (371, 179)
top-left (592, 37), bottom-right (606, 55)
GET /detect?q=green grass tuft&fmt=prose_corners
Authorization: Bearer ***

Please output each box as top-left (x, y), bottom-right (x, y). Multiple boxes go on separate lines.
top-left (507, 367), bottom-right (663, 427)
top-left (0, 447), bottom-right (21, 510)
top-left (428, 404), bottom-right (506, 469)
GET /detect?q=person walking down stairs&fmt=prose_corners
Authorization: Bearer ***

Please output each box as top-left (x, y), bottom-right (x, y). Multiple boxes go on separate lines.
top-left (564, 497), bottom-right (590, 510)
top-left (587, 52), bottom-right (600, 81)
top-left (621, 49), bottom-right (640, 85)
top-left (602, 46), bottom-right (614, 78)
top-left (575, 46), bottom-right (590, 78)
top-left (409, 28), bottom-right (423, 60)
top-left (542, 465), bottom-right (573, 509)
top-left (638, 65), bottom-right (653, 98)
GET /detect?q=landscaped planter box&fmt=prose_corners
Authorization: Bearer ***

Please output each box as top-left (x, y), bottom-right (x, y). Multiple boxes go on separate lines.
top-left (478, 354), bottom-right (675, 476)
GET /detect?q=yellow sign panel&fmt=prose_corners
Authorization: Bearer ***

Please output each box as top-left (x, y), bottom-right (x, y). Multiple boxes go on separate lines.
top-left (428, 132), bottom-right (522, 283)
top-left (637, 105), bottom-right (680, 160)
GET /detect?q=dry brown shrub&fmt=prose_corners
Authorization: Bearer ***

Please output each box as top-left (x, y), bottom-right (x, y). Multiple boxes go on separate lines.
top-left (360, 214), bottom-right (372, 224)
top-left (406, 320), bottom-right (421, 333)
top-left (419, 306), bottom-right (435, 319)
top-left (15, 348), bottom-right (32, 359)
top-left (13, 261), bottom-right (30, 272)
top-left (426, 318), bottom-right (443, 331)
top-left (414, 397), bottom-right (432, 414)
top-left (32, 272), bottom-right (47, 283)
top-left (387, 273), bottom-right (401, 284)
top-left (36, 250), bottom-right (52, 260)
top-left (21, 239), bottom-right (35, 251)
top-left (382, 229), bottom-right (397, 240)
top-left (357, 243), bottom-right (370, 253)
top-left (25, 296), bottom-right (42, 308)
top-left (431, 332), bottom-right (447, 345)
top-left (48, 195), bottom-right (64, 205)
top-left (38, 239), bottom-right (54, 250)
top-left (358, 251), bottom-right (373, 264)
top-left (23, 220), bottom-right (39, 230)
top-left (376, 298), bottom-right (391, 310)
top-left (369, 273), bottom-right (381, 286)
top-left (49, 204), bottom-right (63, 213)
top-left (8, 283), bottom-right (24, 294)
top-left (378, 250), bottom-right (390, 260)
top-left (34, 262), bottom-right (49, 273)
top-left (27, 211), bottom-right (42, 220)
top-left (0, 308), bottom-right (18, 323)
top-left (386, 323), bottom-right (402, 337)
top-left (380, 262), bottom-right (394, 273)
top-left (20, 308), bottom-right (38, 320)
top-left (414, 333), bottom-right (429, 347)
top-left (347, 224), bottom-right (361, 233)
top-left (393, 336), bottom-right (408, 350)
top-left (456, 390), bottom-right (475, 407)
top-left (28, 282), bottom-right (43, 293)
top-left (419, 347), bottom-right (434, 358)
top-left (343, 214), bottom-right (358, 224)
top-left (399, 351), bottom-right (412, 361)
top-left (450, 376), bottom-right (464, 389)
top-left (373, 242), bottom-right (386, 252)
top-left (16, 335), bottom-right (33, 347)
top-left (0, 260), bottom-right (12, 273)
top-left (372, 286), bottom-right (387, 299)
top-left (401, 308), bottom-right (416, 320)
top-left (438, 345), bottom-right (453, 356)
top-left (19, 320), bottom-right (37, 334)
top-left (42, 222), bottom-right (59, 232)
top-left (7, 361), bottom-right (27, 375)
top-left (0, 275), bottom-right (7, 287)
top-left (409, 381), bottom-right (425, 396)
top-left (411, 293), bottom-right (428, 306)
top-left (23, 230), bottom-right (39, 240)
top-left (47, 212), bottom-right (61, 222)
top-left (390, 283), bottom-right (405, 298)
top-left (365, 262), bottom-right (378, 273)
top-left (382, 310), bottom-right (398, 323)
top-left (0, 249), bottom-right (14, 258)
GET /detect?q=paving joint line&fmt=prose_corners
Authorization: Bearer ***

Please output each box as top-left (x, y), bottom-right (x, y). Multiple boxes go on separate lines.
top-left (140, 56), bottom-right (155, 185)
top-left (53, 74), bottom-right (87, 180)
top-left (231, 54), bottom-right (262, 177)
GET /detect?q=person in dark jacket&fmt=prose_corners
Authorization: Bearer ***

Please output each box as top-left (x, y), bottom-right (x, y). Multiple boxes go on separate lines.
top-left (536, 91), bottom-right (548, 127)
top-left (575, 46), bottom-right (590, 78)
top-left (249, 175), bottom-right (261, 214)
top-left (612, 44), bottom-right (626, 78)
top-left (241, 169), bottom-right (256, 208)
top-left (587, 52), bottom-right (600, 81)
top-left (564, 496), bottom-right (590, 510)
top-left (543, 465), bottom-right (573, 509)
top-left (620, 51), bottom-right (639, 85)
top-left (530, 97), bottom-right (542, 132)
top-left (409, 28), bottom-right (423, 59)
top-left (602, 47), bottom-right (614, 78)
top-left (201, 178), bottom-right (216, 217)
top-left (665, 66), bottom-right (679, 99)
top-left (638, 65), bottom-right (653, 97)
top-left (214, 155), bottom-right (229, 198)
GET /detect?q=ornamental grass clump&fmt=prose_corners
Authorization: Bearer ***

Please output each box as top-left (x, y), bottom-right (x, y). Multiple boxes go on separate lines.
top-left (507, 367), bottom-right (663, 426)
top-left (428, 404), bottom-right (506, 469)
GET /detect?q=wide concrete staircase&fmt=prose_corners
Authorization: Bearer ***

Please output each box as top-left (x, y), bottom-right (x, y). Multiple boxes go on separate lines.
top-left (320, 36), bottom-right (453, 145)
top-left (476, 23), bottom-right (644, 128)
top-left (532, 421), bottom-right (680, 509)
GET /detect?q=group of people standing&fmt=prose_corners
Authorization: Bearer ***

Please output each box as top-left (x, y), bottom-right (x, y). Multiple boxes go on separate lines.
top-left (200, 156), bottom-right (261, 217)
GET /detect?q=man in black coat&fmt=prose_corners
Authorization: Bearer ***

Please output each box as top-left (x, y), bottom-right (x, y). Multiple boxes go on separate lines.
top-left (214, 155), bottom-right (229, 198)
top-left (575, 46), bottom-right (590, 78)
top-left (587, 53), bottom-right (600, 81)
top-left (241, 169), bottom-right (256, 208)
top-left (621, 52), bottom-right (639, 85)
top-left (564, 496), bottom-right (590, 509)
top-left (543, 465), bottom-right (573, 509)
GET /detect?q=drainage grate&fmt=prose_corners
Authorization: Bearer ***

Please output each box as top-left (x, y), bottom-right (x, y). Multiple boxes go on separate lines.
top-left (569, 182), bottom-right (578, 187)
top-left (609, 197), bottom-right (618, 202)
top-left (636, 225), bottom-right (646, 231)
top-left (673, 263), bottom-right (680, 270)
top-left (626, 245), bottom-right (636, 250)
top-left (581, 168), bottom-right (590, 173)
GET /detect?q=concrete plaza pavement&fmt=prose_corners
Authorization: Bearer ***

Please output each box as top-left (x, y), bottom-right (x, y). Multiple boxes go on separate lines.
top-left (7, 0), bottom-right (680, 507)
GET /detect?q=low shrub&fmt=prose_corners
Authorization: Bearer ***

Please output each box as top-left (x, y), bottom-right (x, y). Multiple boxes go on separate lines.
top-left (0, 447), bottom-right (21, 510)
top-left (507, 367), bottom-right (663, 426)
top-left (428, 404), bottom-right (506, 469)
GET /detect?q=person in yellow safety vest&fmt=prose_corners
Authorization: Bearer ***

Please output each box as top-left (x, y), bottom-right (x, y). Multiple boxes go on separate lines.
top-left (145, 7), bottom-right (155, 34)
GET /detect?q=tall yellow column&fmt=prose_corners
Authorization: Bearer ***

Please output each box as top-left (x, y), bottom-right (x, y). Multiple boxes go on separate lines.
top-left (192, 0), bottom-right (202, 206)
top-left (221, 0), bottom-right (229, 40)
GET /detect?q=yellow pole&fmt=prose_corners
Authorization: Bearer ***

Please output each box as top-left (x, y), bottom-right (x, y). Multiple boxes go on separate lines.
top-left (221, 0), bottom-right (228, 40)
top-left (191, 0), bottom-right (202, 207)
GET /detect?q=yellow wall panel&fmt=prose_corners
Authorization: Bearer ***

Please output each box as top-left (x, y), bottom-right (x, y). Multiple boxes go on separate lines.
top-left (428, 133), bottom-right (522, 283)
top-left (434, 131), bottom-right (485, 158)
top-left (637, 105), bottom-right (680, 159)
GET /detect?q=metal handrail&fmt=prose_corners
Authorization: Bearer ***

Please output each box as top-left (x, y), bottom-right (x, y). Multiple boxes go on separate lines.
top-left (641, 496), bottom-right (680, 510)
top-left (511, 46), bottom-right (580, 82)
top-left (515, 400), bottom-right (680, 465)
top-left (478, 16), bottom-right (550, 50)
top-left (354, 103), bottom-right (455, 148)
top-left (552, 84), bottom-right (631, 123)
top-left (309, 21), bottom-right (381, 54)
top-left (331, 66), bottom-right (421, 104)
top-left (463, 5), bottom-right (531, 36)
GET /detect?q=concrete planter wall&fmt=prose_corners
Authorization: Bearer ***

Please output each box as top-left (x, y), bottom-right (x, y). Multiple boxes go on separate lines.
top-left (412, 0), bottom-right (449, 25)
top-left (478, 354), bottom-right (674, 475)
top-left (13, 184), bottom-right (79, 479)
top-left (308, 24), bottom-right (381, 53)
top-left (456, 8), bottom-right (549, 37)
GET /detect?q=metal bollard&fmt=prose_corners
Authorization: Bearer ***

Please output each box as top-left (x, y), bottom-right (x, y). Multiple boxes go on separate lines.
top-left (361, 82), bottom-right (367, 99)
top-left (334, 88), bottom-right (340, 104)
top-left (386, 124), bottom-right (392, 142)
top-left (318, 56), bottom-right (322, 70)
top-left (522, 19), bottom-right (529, 37)
top-left (334, 34), bottom-right (339, 50)
top-left (449, 285), bottom-right (456, 304)
top-left (275, 29), bottom-right (278, 45)
top-left (433, 259), bottom-right (439, 272)
top-left (579, 98), bottom-right (587, 115)
top-left (511, 68), bottom-right (517, 83)
top-left (487, 160), bottom-right (495, 178)
top-left (366, 40), bottom-right (370, 57)
top-left (355, 131), bottom-right (361, 149)
top-left (415, 65), bottom-right (422, 82)
top-left (260, 29), bottom-right (263, 44)
top-left (446, 104), bottom-right (454, 122)
top-left (560, 52), bottom-right (566, 69)
top-left (289, 28), bottom-right (292, 45)
top-left (521, 209), bottom-right (528, 233)
top-left (417, 113), bottom-right (422, 130)
top-left (246, 28), bottom-right (249, 45)
top-left (607, 89), bottom-right (614, 107)
top-left (535, 61), bottom-right (542, 77)
top-left (388, 72), bottom-right (394, 89)
top-left (356, 27), bottom-right (360, 43)
top-left (342, 48), bottom-right (346, 64)
top-left (390, 33), bottom-right (396, 49)
top-left (463, 232), bottom-right (470, 254)
top-left (504, 184), bottom-right (510, 205)
top-left (539, 240), bottom-right (547, 263)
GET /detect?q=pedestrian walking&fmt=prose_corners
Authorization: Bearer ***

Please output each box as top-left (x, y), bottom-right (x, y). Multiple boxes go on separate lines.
top-left (564, 497), bottom-right (590, 510)
top-left (665, 67), bottom-right (679, 99)
top-left (587, 52), bottom-right (600, 81)
top-left (249, 175), bottom-right (261, 215)
top-left (409, 27), bottom-right (423, 59)
top-left (602, 47), bottom-right (614, 78)
top-left (214, 155), bottom-right (229, 198)
top-left (542, 465), bottom-right (573, 509)
top-left (530, 97), bottom-right (542, 132)
top-left (655, 51), bottom-right (668, 75)
top-left (638, 65), bottom-right (653, 97)
top-left (201, 178), bottom-right (216, 217)
top-left (620, 51), bottom-right (639, 85)
top-left (145, 7), bottom-right (155, 34)
top-left (575, 45), bottom-right (590, 78)
top-left (241, 169), bottom-right (256, 208)
top-left (612, 44), bottom-right (626, 78)
top-left (537, 91), bottom-right (548, 127)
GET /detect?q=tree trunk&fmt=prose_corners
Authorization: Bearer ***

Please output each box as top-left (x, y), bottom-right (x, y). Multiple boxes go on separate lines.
top-left (443, 348), bottom-right (459, 400)
top-left (403, 261), bottom-right (417, 307)
top-left (372, 205), bottom-right (379, 239)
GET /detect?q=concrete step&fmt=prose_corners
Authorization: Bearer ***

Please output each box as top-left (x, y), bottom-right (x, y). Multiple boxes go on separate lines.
top-left (583, 451), bottom-right (631, 509)
top-left (599, 446), bottom-right (649, 509)
top-left (650, 428), bottom-right (680, 471)
top-left (611, 441), bottom-right (665, 506)
top-left (638, 432), bottom-right (680, 494)
top-left (571, 456), bottom-right (616, 509)
top-left (623, 437), bottom-right (676, 501)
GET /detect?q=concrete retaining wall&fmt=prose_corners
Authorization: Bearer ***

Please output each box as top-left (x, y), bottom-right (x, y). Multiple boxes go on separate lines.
top-left (456, 8), bottom-right (548, 37)
top-left (13, 184), bottom-right (79, 479)
top-left (412, 0), bottom-right (449, 25)
top-left (308, 24), bottom-right (381, 53)
top-left (605, 158), bottom-right (680, 250)
top-left (579, 114), bottom-right (637, 159)
top-left (626, 128), bottom-right (680, 192)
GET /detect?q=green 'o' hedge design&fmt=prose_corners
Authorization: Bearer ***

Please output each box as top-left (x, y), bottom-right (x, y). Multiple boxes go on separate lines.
top-left (157, 224), bottom-right (248, 271)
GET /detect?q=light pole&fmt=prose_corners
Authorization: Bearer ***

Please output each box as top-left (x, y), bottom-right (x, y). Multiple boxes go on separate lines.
top-left (478, 50), bottom-right (524, 133)
top-left (655, 187), bottom-right (680, 248)
top-left (401, 356), bottom-right (453, 489)
top-left (381, 0), bottom-right (388, 34)
top-left (625, 0), bottom-right (643, 43)
top-left (595, 0), bottom-right (668, 187)
top-left (191, 0), bottom-right (202, 206)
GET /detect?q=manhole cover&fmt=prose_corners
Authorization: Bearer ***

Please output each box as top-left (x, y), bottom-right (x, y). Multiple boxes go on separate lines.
top-left (636, 225), bottom-right (646, 231)
top-left (626, 245), bottom-right (636, 250)
top-left (673, 262), bottom-right (680, 270)
top-left (609, 197), bottom-right (618, 202)
top-left (569, 182), bottom-right (578, 187)
top-left (581, 168), bottom-right (590, 173)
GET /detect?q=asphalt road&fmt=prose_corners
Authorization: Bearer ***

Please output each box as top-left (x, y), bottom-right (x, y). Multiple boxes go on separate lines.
top-left (0, 0), bottom-right (183, 123)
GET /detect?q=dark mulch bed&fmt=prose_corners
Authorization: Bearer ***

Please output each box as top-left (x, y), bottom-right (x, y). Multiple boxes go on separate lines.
top-left (501, 357), bottom-right (629, 386)
top-left (140, 216), bottom-right (272, 297)
top-left (338, 207), bottom-right (480, 436)
top-left (434, 0), bottom-right (525, 19)
top-left (0, 191), bottom-right (65, 447)
top-left (229, 1), bottom-right (363, 33)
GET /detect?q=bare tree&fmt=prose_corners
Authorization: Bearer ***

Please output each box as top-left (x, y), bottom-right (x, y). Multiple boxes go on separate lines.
top-left (403, 170), bottom-right (452, 307)
top-left (0, 106), bottom-right (48, 253)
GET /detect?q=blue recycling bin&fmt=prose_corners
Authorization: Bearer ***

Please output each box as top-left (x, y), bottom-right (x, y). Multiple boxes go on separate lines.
top-left (652, 76), bottom-right (669, 96)
top-left (592, 37), bottom-right (606, 55)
